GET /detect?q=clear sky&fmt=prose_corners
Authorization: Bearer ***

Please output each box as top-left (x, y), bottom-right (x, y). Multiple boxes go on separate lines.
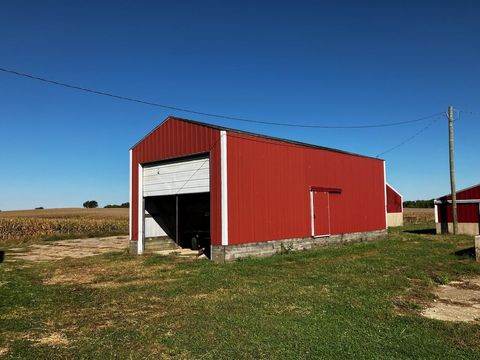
top-left (0, 0), bottom-right (479, 210)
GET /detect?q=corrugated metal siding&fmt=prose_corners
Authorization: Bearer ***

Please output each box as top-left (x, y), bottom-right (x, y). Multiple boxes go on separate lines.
top-left (131, 118), bottom-right (221, 245)
top-left (438, 203), bottom-right (480, 223)
top-left (143, 157), bottom-right (210, 197)
top-left (436, 185), bottom-right (480, 223)
top-left (386, 185), bottom-right (402, 213)
top-left (227, 132), bottom-right (386, 245)
top-left (440, 184), bottom-right (480, 201)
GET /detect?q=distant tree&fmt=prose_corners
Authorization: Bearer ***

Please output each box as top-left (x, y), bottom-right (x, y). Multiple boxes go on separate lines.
top-left (35, 207), bottom-right (44, 210)
top-left (104, 202), bottom-right (129, 209)
top-left (83, 200), bottom-right (98, 208)
top-left (403, 199), bottom-right (434, 208)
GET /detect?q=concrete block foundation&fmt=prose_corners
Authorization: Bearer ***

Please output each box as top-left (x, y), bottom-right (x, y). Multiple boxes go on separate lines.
top-left (129, 229), bottom-right (388, 261)
top-left (129, 240), bottom-right (138, 254)
top-left (211, 229), bottom-right (387, 262)
top-left (436, 222), bottom-right (479, 236)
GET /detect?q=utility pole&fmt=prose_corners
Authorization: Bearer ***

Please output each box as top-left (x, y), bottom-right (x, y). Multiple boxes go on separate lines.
top-left (448, 105), bottom-right (458, 234)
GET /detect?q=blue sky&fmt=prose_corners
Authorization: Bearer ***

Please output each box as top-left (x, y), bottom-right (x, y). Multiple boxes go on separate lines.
top-left (0, 0), bottom-right (479, 210)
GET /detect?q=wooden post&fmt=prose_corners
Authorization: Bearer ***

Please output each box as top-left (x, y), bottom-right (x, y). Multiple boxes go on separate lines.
top-left (448, 105), bottom-right (458, 234)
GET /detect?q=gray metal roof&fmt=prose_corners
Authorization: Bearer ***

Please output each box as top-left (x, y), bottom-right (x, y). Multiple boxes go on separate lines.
top-left (132, 116), bottom-right (384, 162)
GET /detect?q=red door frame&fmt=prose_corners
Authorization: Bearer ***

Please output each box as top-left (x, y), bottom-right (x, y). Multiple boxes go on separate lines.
top-left (310, 190), bottom-right (330, 237)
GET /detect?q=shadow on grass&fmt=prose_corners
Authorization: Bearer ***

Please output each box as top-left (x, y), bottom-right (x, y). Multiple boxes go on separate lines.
top-left (455, 247), bottom-right (476, 258)
top-left (404, 228), bottom-right (437, 235)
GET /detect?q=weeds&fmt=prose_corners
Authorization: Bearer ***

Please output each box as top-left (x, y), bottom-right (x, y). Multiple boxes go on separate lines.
top-left (433, 274), bottom-right (450, 285)
top-left (397, 300), bottom-right (423, 311)
top-left (279, 242), bottom-right (294, 255)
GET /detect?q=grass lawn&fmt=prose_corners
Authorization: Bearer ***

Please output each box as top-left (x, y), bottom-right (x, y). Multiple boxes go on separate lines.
top-left (1, 223), bottom-right (480, 359)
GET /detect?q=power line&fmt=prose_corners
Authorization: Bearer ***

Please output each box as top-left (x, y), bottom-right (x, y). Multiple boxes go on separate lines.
top-left (458, 109), bottom-right (480, 117)
top-left (375, 114), bottom-right (443, 157)
top-left (0, 66), bottom-right (444, 129)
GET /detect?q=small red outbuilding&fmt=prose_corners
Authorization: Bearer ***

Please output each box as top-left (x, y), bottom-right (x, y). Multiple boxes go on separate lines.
top-left (386, 183), bottom-right (403, 227)
top-left (435, 184), bottom-right (480, 235)
top-left (130, 117), bottom-right (388, 261)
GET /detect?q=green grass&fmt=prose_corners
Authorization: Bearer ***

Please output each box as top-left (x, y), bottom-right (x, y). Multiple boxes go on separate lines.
top-left (1, 223), bottom-right (479, 359)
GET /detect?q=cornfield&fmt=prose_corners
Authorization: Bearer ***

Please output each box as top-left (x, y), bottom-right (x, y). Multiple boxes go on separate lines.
top-left (403, 208), bottom-right (435, 224)
top-left (0, 217), bottom-right (128, 244)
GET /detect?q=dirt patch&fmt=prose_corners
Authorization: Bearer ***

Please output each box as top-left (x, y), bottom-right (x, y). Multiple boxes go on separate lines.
top-left (6, 236), bottom-right (129, 262)
top-left (0, 347), bottom-right (9, 356)
top-left (422, 278), bottom-right (480, 322)
top-left (191, 288), bottom-right (229, 301)
top-left (43, 272), bottom-right (97, 286)
top-left (42, 260), bottom-right (180, 289)
top-left (86, 278), bottom-right (178, 289)
top-left (43, 264), bottom-right (120, 287)
top-left (35, 332), bottom-right (70, 347)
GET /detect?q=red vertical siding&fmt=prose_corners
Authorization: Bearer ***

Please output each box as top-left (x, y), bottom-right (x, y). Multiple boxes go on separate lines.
top-left (436, 185), bottom-right (480, 224)
top-left (437, 203), bottom-right (480, 223)
top-left (386, 185), bottom-right (402, 213)
top-left (131, 118), bottom-right (222, 245)
top-left (227, 132), bottom-right (386, 245)
top-left (443, 185), bottom-right (480, 201)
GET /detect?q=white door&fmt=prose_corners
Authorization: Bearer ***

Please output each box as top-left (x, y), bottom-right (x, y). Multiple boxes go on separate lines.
top-left (143, 156), bottom-right (210, 197)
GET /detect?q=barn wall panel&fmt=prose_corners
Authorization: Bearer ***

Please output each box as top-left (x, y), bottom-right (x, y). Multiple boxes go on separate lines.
top-left (227, 133), bottom-right (386, 245)
top-left (437, 203), bottom-right (480, 224)
top-left (441, 185), bottom-right (480, 201)
top-left (386, 185), bottom-right (402, 213)
top-left (436, 185), bottom-right (480, 224)
top-left (131, 118), bottom-right (221, 245)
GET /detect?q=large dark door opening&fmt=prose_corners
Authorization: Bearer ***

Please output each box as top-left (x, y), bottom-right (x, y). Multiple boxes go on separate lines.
top-left (144, 192), bottom-right (211, 258)
top-left (145, 195), bottom-right (176, 239)
top-left (178, 192), bottom-right (210, 257)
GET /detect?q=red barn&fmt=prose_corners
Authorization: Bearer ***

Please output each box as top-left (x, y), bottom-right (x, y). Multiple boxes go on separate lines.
top-left (386, 183), bottom-right (403, 227)
top-left (435, 184), bottom-right (480, 235)
top-left (130, 117), bottom-right (388, 261)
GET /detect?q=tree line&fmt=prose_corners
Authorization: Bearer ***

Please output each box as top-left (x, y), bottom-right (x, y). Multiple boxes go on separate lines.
top-left (402, 199), bottom-right (434, 208)
top-left (83, 201), bottom-right (129, 209)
